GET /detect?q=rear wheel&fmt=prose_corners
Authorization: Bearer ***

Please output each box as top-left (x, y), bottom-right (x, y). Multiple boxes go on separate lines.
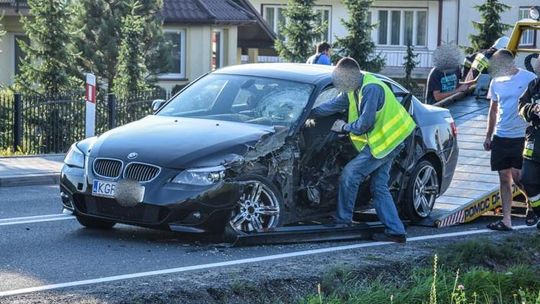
top-left (223, 175), bottom-right (283, 240)
top-left (403, 160), bottom-right (439, 221)
top-left (76, 214), bottom-right (116, 229)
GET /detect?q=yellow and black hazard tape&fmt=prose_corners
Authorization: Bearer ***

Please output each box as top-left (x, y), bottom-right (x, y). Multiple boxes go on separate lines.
top-left (436, 185), bottom-right (522, 228)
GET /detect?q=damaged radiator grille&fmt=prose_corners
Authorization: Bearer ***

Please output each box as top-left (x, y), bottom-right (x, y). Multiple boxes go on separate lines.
top-left (93, 159), bottom-right (123, 178)
top-left (124, 163), bottom-right (160, 182)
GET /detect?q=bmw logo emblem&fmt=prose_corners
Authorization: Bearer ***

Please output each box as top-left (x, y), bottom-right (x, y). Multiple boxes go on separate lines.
top-left (127, 152), bottom-right (138, 160)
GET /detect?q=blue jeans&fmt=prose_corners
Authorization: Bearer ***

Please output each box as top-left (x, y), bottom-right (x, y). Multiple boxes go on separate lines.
top-left (336, 144), bottom-right (406, 235)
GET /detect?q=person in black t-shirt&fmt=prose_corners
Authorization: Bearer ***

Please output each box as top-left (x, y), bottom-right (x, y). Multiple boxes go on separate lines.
top-left (425, 44), bottom-right (468, 104)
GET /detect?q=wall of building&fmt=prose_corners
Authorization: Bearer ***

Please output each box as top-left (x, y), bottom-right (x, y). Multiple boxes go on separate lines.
top-left (0, 15), bottom-right (24, 87)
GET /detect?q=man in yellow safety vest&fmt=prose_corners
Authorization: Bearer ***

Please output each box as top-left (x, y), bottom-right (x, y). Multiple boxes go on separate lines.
top-left (312, 57), bottom-right (416, 243)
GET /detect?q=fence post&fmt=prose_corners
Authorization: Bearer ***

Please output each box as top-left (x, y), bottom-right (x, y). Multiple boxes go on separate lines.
top-left (12, 93), bottom-right (22, 152)
top-left (107, 93), bottom-right (117, 129)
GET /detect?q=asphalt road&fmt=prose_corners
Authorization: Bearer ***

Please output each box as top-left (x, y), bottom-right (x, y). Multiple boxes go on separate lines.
top-left (0, 185), bottom-right (534, 303)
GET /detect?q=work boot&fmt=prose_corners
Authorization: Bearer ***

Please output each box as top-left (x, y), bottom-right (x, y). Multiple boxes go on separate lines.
top-left (371, 232), bottom-right (407, 244)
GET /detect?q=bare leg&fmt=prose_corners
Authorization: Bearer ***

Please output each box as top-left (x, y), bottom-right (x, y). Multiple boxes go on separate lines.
top-left (499, 169), bottom-right (514, 227)
top-left (511, 168), bottom-right (532, 211)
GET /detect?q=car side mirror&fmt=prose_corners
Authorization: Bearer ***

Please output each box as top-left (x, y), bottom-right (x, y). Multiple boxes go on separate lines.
top-left (152, 99), bottom-right (166, 112)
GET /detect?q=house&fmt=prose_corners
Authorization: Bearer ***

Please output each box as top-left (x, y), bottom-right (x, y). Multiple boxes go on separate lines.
top-left (0, 0), bottom-right (275, 93)
top-left (1, 0), bottom-right (538, 89)
top-left (250, 0), bottom-right (539, 78)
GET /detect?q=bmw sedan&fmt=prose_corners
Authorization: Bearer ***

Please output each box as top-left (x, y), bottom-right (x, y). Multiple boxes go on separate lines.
top-left (60, 64), bottom-right (458, 236)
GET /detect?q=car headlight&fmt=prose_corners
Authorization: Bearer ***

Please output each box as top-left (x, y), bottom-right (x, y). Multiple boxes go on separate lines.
top-left (64, 143), bottom-right (85, 168)
top-left (171, 166), bottom-right (225, 186)
top-left (530, 6), bottom-right (540, 20)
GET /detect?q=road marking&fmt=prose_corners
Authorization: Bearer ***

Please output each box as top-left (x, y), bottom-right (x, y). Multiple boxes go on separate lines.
top-left (0, 214), bottom-right (74, 226)
top-left (0, 225), bottom-right (535, 297)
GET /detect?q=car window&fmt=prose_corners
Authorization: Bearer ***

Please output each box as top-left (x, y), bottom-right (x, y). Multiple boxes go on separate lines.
top-left (313, 86), bottom-right (339, 108)
top-left (158, 74), bottom-right (314, 129)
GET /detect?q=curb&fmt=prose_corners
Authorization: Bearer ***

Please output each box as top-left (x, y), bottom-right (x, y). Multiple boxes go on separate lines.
top-left (0, 173), bottom-right (60, 188)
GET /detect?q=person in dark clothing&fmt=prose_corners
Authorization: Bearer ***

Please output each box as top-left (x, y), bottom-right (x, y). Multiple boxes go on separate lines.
top-left (306, 42), bottom-right (332, 65)
top-left (518, 58), bottom-right (540, 230)
top-left (425, 44), bottom-right (469, 104)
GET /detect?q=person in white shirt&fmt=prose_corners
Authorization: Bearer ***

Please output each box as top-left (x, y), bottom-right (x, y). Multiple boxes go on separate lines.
top-left (484, 49), bottom-right (537, 231)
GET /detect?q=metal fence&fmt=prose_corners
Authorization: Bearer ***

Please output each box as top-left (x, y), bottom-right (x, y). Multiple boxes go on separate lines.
top-left (0, 88), bottom-right (166, 154)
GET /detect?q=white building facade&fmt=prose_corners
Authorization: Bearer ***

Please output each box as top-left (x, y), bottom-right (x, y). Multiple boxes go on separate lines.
top-left (249, 0), bottom-right (539, 78)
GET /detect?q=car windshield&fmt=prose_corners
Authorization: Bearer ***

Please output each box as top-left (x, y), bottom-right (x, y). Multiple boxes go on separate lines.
top-left (157, 74), bottom-right (314, 128)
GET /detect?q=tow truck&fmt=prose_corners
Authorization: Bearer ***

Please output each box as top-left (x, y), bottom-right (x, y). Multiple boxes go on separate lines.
top-left (235, 7), bottom-right (540, 245)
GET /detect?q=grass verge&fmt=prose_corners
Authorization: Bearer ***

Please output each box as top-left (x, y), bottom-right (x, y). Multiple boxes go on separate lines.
top-left (303, 234), bottom-right (540, 304)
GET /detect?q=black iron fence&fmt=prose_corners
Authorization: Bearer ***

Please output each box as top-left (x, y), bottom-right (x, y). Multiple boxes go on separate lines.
top-left (0, 88), bottom-right (167, 154)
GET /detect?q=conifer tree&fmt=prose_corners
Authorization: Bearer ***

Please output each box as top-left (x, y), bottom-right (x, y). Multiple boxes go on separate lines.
top-left (402, 43), bottom-right (419, 91)
top-left (112, 3), bottom-right (149, 99)
top-left (275, 0), bottom-right (325, 63)
top-left (467, 0), bottom-right (511, 53)
top-left (333, 0), bottom-right (384, 72)
top-left (73, 0), bottom-right (169, 89)
top-left (16, 0), bottom-right (80, 96)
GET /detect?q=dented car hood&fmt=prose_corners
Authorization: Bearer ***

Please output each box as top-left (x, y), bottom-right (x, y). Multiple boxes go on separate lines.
top-left (89, 115), bottom-right (281, 169)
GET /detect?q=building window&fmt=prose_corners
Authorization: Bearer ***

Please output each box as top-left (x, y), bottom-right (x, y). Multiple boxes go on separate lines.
top-left (161, 30), bottom-right (186, 79)
top-left (14, 35), bottom-right (29, 76)
top-left (212, 29), bottom-right (223, 71)
top-left (519, 7), bottom-right (535, 46)
top-left (374, 9), bottom-right (427, 47)
top-left (262, 5), bottom-right (332, 42)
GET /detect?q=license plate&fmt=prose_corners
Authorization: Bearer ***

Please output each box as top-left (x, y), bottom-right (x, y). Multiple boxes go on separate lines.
top-left (92, 180), bottom-right (117, 198)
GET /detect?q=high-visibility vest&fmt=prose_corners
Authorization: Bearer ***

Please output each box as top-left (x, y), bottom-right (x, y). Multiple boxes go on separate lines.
top-left (347, 73), bottom-right (416, 159)
top-left (471, 52), bottom-right (489, 72)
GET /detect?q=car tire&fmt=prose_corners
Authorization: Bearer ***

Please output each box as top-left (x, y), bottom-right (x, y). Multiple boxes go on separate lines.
top-left (402, 160), bottom-right (439, 221)
top-left (76, 214), bottom-right (116, 229)
top-left (223, 175), bottom-right (285, 241)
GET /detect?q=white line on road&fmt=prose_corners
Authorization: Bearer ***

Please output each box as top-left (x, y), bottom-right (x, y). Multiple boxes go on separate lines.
top-left (0, 214), bottom-right (74, 226)
top-left (0, 225), bottom-right (535, 297)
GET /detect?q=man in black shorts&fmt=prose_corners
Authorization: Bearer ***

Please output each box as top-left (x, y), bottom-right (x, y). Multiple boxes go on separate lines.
top-left (484, 50), bottom-right (537, 230)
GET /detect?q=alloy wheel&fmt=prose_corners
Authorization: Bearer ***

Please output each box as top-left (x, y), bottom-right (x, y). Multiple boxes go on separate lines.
top-left (412, 164), bottom-right (439, 218)
top-left (229, 181), bottom-right (280, 233)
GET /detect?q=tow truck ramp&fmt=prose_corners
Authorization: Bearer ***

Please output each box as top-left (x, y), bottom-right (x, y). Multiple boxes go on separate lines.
top-left (419, 96), bottom-right (523, 228)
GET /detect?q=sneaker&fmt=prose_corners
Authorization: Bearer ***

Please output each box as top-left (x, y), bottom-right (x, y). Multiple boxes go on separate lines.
top-left (371, 232), bottom-right (407, 244)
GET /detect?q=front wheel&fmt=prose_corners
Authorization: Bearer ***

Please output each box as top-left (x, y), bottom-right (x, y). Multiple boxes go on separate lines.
top-left (402, 160), bottom-right (439, 221)
top-left (224, 175), bottom-right (284, 239)
top-left (76, 214), bottom-right (116, 229)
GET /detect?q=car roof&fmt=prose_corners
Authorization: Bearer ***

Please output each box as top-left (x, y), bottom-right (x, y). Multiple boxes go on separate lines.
top-left (214, 63), bottom-right (406, 92)
top-left (215, 63), bottom-right (334, 84)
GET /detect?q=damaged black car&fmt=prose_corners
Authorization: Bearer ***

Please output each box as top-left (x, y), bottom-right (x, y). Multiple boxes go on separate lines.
top-left (60, 63), bottom-right (459, 236)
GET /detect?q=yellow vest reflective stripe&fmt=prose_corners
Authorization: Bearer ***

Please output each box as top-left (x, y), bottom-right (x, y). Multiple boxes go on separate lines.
top-left (347, 73), bottom-right (416, 159)
top-left (471, 53), bottom-right (489, 72)
top-left (529, 193), bottom-right (540, 208)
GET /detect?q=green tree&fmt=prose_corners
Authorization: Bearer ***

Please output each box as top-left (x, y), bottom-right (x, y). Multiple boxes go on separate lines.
top-left (112, 3), bottom-right (149, 99)
top-left (16, 0), bottom-right (81, 96)
top-left (402, 43), bottom-right (419, 91)
top-left (274, 0), bottom-right (325, 63)
top-left (72, 0), bottom-right (170, 90)
top-left (333, 0), bottom-right (384, 72)
top-left (467, 0), bottom-right (511, 53)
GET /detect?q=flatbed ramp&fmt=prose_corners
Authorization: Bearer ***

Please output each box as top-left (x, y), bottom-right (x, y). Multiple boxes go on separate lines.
top-left (421, 96), bottom-right (521, 228)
